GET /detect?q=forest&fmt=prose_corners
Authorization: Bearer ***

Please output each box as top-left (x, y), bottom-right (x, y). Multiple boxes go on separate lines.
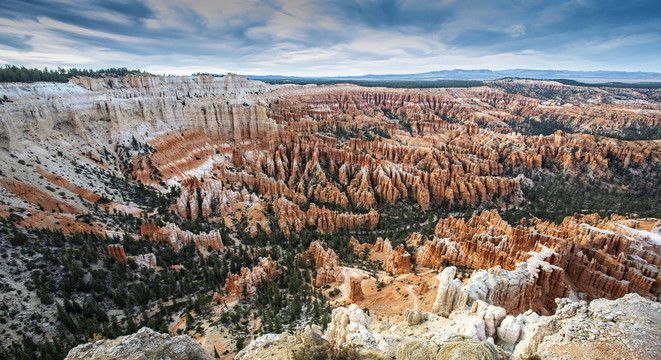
top-left (0, 65), bottom-right (147, 83)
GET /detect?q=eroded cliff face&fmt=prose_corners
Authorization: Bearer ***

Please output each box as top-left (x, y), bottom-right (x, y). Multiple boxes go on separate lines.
top-left (413, 210), bottom-right (661, 314)
top-left (0, 75), bottom-right (281, 151)
top-left (140, 221), bottom-right (224, 251)
top-left (2, 76), bottom-right (659, 239)
top-left (2, 76), bottom-right (660, 360)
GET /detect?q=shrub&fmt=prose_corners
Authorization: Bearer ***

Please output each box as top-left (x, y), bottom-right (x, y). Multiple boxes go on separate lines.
top-left (292, 343), bottom-right (361, 360)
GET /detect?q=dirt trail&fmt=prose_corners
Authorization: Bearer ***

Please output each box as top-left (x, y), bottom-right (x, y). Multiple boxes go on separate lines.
top-left (336, 267), bottom-right (369, 303)
top-left (406, 285), bottom-right (420, 311)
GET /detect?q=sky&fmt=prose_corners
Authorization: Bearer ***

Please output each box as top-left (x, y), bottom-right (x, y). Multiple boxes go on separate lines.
top-left (0, 0), bottom-right (660, 76)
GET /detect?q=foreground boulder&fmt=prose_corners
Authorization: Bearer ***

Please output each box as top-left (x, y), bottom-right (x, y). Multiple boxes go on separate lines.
top-left (513, 293), bottom-right (661, 359)
top-left (326, 304), bottom-right (391, 354)
top-left (65, 327), bottom-right (212, 360)
top-left (396, 338), bottom-right (508, 360)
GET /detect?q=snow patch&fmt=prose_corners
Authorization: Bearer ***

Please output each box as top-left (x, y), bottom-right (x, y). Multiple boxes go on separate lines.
top-left (614, 223), bottom-right (661, 246)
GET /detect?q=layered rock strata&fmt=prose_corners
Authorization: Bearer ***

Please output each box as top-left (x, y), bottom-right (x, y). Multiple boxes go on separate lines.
top-left (140, 221), bottom-right (224, 251)
top-left (415, 210), bottom-right (661, 311)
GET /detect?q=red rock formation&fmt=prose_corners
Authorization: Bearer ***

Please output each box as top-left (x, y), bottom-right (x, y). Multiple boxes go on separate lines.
top-left (350, 236), bottom-right (372, 257)
top-left (3, 78), bottom-right (659, 241)
top-left (413, 210), bottom-right (661, 312)
top-left (349, 237), bottom-right (411, 275)
top-left (107, 244), bottom-right (128, 263)
top-left (349, 277), bottom-right (365, 302)
top-left (301, 240), bottom-right (341, 287)
top-left (224, 257), bottom-right (279, 298)
top-left (212, 292), bottom-right (222, 304)
top-left (0, 178), bottom-right (81, 214)
top-left (382, 240), bottom-right (411, 275)
top-left (418, 281), bottom-right (430, 294)
top-left (274, 197), bottom-right (379, 236)
top-left (405, 232), bottom-right (426, 247)
top-left (141, 221), bottom-right (223, 251)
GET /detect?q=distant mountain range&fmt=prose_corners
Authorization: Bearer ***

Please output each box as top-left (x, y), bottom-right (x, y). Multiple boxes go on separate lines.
top-left (247, 69), bottom-right (661, 83)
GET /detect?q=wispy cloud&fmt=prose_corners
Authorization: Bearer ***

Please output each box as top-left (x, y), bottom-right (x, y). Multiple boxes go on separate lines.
top-left (0, 0), bottom-right (659, 75)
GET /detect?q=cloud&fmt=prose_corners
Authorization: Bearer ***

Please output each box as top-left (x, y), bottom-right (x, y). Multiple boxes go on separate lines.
top-left (0, 0), bottom-right (659, 75)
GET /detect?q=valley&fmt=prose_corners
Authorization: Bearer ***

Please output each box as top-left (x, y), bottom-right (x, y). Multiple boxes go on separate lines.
top-left (0, 74), bottom-right (660, 359)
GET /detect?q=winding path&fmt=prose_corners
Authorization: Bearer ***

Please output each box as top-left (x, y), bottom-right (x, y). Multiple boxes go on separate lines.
top-left (406, 285), bottom-right (420, 311)
top-left (335, 266), bottom-right (369, 303)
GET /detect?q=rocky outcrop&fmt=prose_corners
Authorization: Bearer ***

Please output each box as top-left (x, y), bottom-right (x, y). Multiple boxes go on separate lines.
top-left (432, 267), bottom-right (462, 317)
top-left (234, 334), bottom-right (295, 360)
top-left (140, 221), bottom-right (223, 251)
top-left (420, 263), bottom-right (661, 358)
top-left (131, 253), bottom-right (158, 269)
top-left (302, 240), bottom-right (341, 287)
top-left (403, 309), bottom-right (428, 326)
top-left (383, 290), bottom-right (661, 360)
top-left (303, 240), bottom-right (339, 269)
top-left (383, 242), bottom-right (411, 275)
top-left (325, 304), bottom-right (390, 354)
top-left (416, 210), bottom-right (660, 311)
top-left (107, 245), bottom-right (158, 269)
top-left (0, 75), bottom-right (281, 152)
top-left (395, 338), bottom-right (508, 360)
top-left (64, 327), bottom-right (212, 360)
top-left (224, 256), bottom-right (279, 298)
top-left (418, 280), bottom-right (430, 294)
top-left (235, 326), bottom-right (327, 360)
top-left (512, 293), bottom-right (661, 360)
top-left (349, 277), bottom-right (365, 302)
top-left (432, 246), bottom-right (568, 316)
top-left (274, 197), bottom-right (379, 236)
top-left (176, 178), bottom-right (263, 220)
top-left (351, 237), bottom-right (411, 274)
top-left (107, 244), bottom-right (128, 263)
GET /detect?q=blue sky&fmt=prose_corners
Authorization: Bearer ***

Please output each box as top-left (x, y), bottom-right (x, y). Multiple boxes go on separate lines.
top-left (1, 0), bottom-right (660, 76)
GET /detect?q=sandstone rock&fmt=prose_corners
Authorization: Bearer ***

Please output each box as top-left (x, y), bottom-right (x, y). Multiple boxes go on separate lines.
top-left (107, 244), bottom-right (128, 263)
top-left (415, 209), bottom-right (661, 314)
top-left (130, 253), bottom-right (157, 269)
top-left (212, 292), bottom-right (222, 304)
top-left (295, 325), bottom-right (326, 347)
top-left (274, 197), bottom-right (379, 236)
top-left (418, 280), bottom-right (430, 294)
top-left (64, 327), bottom-right (212, 360)
top-left (395, 339), bottom-right (440, 360)
top-left (352, 237), bottom-right (411, 274)
top-left (436, 339), bottom-right (509, 360)
top-left (512, 293), bottom-right (661, 360)
top-left (302, 240), bottom-right (341, 287)
top-left (349, 277), bottom-right (365, 302)
top-left (403, 309), bottom-right (427, 326)
top-left (326, 304), bottom-right (391, 354)
top-left (141, 222), bottom-right (223, 251)
top-left (395, 338), bottom-right (508, 360)
top-left (383, 241), bottom-right (411, 275)
top-left (234, 333), bottom-right (296, 360)
top-left (224, 256), bottom-right (279, 298)
top-left (496, 315), bottom-right (521, 348)
top-left (432, 267), bottom-right (461, 317)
